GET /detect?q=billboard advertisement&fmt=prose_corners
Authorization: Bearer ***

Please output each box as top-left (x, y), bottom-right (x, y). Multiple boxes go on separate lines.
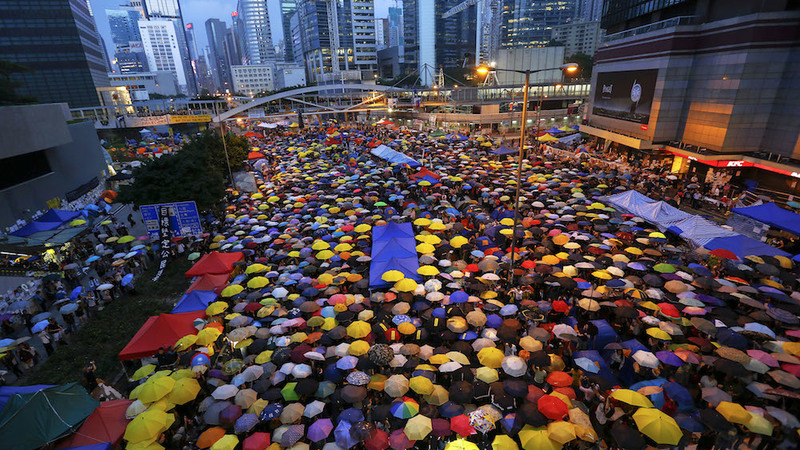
top-left (592, 69), bottom-right (659, 124)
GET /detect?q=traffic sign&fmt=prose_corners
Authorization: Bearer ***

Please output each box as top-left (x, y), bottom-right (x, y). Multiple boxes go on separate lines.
top-left (141, 201), bottom-right (203, 240)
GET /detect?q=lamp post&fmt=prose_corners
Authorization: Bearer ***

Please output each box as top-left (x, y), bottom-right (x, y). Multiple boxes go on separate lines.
top-left (476, 62), bottom-right (578, 285)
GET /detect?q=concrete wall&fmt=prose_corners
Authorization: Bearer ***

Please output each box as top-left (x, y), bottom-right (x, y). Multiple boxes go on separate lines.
top-left (0, 106), bottom-right (107, 228)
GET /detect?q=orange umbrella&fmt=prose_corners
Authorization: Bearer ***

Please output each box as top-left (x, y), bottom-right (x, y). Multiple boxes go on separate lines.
top-left (197, 426), bottom-right (226, 448)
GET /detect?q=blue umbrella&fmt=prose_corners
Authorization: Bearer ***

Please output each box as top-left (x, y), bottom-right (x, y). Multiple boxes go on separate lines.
top-left (392, 315), bottom-right (412, 325)
top-left (656, 351), bottom-right (684, 367)
top-left (334, 420), bottom-right (358, 449)
top-left (663, 381), bottom-right (695, 412)
top-left (574, 357), bottom-right (600, 374)
top-left (336, 356), bottom-right (358, 370)
top-left (439, 401), bottom-right (464, 418)
top-left (121, 273), bottom-right (134, 286)
top-left (308, 418), bottom-right (334, 442)
top-left (69, 286), bottom-right (83, 300)
top-left (338, 407), bottom-right (365, 423)
top-left (235, 413), bottom-right (259, 433)
top-left (31, 320), bottom-right (49, 334)
top-left (0, 338), bottom-right (15, 348)
top-left (674, 413), bottom-right (705, 432)
top-left (450, 290), bottom-right (468, 303)
top-left (260, 403), bottom-right (283, 421)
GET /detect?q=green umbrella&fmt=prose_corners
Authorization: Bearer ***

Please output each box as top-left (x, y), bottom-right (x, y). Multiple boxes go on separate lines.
top-left (188, 252), bottom-right (201, 261)
top-left (653, 263), bottom-right (676, 273)
top-left (282, 382), bottom-right (300, 401)
top-left (316, 381), bottom-right (336, 398)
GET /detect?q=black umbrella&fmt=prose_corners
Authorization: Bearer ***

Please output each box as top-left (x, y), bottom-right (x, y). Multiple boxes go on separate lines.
top-left (699, 408), bottom-right (735, 433)
top-left (611, 422), bottom-right (646, 450)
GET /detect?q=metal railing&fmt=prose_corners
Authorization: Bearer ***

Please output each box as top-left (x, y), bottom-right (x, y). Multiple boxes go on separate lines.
top-left (603, 16), bottom-right (697, 42)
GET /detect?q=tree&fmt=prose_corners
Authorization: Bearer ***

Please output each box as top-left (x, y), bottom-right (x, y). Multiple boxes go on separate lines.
top-left (0, 60), bottom-right (37, 105)
top-left (116, 131), bottom-right (248, 210)
top-left (565, 52), bottom-right (594, 80)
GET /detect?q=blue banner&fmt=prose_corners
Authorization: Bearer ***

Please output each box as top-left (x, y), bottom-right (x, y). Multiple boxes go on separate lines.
top-left (140, 201), bottom-right (203, 240)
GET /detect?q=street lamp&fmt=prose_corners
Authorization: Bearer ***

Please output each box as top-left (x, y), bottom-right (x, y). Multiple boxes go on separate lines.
top-left (476, 62), bottom-right (578, 285)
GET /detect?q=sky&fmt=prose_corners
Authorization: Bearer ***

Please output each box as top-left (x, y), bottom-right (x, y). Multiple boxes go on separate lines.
top-left (92, 0), bottom-right (391, 63)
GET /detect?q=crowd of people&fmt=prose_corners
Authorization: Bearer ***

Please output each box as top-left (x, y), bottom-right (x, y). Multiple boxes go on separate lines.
top-left (110, 122), bottom-right (800, 450)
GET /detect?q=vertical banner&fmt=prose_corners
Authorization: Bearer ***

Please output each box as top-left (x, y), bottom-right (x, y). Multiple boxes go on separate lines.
top-left (152, 205), bottom-right (174, 282)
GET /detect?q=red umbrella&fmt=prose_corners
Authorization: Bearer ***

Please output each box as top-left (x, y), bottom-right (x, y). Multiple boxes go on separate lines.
top-left (545, 371), bottom-right (573, 388)
top-left (365, 429), bottom-right (389, 450)
top-left (450, 414), bottom-right (476, 437)
top-left (431, 418), bottom-right (452, 437)
top-left (657, 302), bottom-right (680, 319)
top-left (554, 387), bottom-right (576, 400)
top-left (537, 394), bottom-right (569, 420)
top-left (526, 385), bottom-right (545, 403)
top-left (243, 432), bottom-right (270, 450)
top-left (709, 248), bottom-right (738, 260)
top-left (552, 301), bottom-right (569, 313)
top-left (388, 429), bottom-right (414, 449)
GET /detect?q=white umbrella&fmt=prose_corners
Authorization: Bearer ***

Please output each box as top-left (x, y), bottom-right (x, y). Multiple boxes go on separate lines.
top-left (439, 361), bottom-right (463, 373)
top-left (303, 400), bottom-right (326, 418)
top-left (96, 283), bottom-right (114, 291)
top-left (211, 384), bottom-right (239, 400)
top-left (291, 364), bottom-right (312, 379)
top-left (632, 350), bottom-right (660, 369)
top-left (501, 356), bottom-right (527, 377)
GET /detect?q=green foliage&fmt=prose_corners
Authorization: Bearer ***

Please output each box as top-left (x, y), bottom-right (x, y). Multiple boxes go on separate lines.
top-left (0, 60), bottom-right (37, 105)
top-left (116, 131), bottom-right (248, 210)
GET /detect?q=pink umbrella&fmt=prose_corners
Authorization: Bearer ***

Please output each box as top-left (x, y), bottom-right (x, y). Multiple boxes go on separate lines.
top-left (243, 432), bottom-right (270, 450)
top-left (388, 430), bottom-right (414, 450)
top-left (431, 418), bottom-right (452, 437)
top-left (365, 429), bottom-right (389, 450)
top-left (747, 350), bottom-right (780, 368)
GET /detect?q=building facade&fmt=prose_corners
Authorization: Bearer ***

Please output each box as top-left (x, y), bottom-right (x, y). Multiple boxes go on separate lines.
top-left (584, 0), bottom-right (800, 192)
top-left (281, 1), bottom-right (298, 62)
top-left (205, 18), bottom-right (234, 93)
top-left (0, 0), bottom-right (110, 108)
top-left (500, 0), bottom-right (577, 49)
top-left (273, 62), bottom-right (307, 90)
top-left (237, 0), bottom-right (277, 65)
top-left (232, 64), bottom-right (274, 95)
top-left (375, 18), bottom-right (388, 51)
top-left (138, 19), bottom-right (189, 93)
top-left (551, 20), bottom-right (601, 56)
top-left (108, 71), bottom-right (179, 100)
top-left (140, 0), bottom-right (195, 95)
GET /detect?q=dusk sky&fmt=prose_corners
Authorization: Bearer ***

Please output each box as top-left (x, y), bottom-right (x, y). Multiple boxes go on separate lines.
top-left (93, 0), bottom-right (392, 62)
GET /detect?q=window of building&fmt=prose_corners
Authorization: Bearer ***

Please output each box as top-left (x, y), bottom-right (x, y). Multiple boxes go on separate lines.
top-left (0, 150), bottom-right (52, 190)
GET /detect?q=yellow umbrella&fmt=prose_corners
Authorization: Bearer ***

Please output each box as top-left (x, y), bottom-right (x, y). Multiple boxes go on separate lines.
top-left (132, 364), bottom-right (156, 381)
top-left (492, 435), bottom-right (519, 450)
top-left (646, 328), bottom-right (672, 341)
top-left (245, 263), bottom-right (267, 274)
top-left (335, 243), bottom-right (353, 252)
top-left (127, 439), bottom-right (164, 450)
top-left (347, 321), bottom-right (371, 338)
top-left (69, 219), bottom-right (87, 226)
top-left (417, 265), bottom-right (440, 276)
top-left (348, 340), bottom-right (370, 356)
top-left (316, 250), bottom-right (335, 260)
top-left (414, 218), bottom-right (432, 227)
top-left (381, 270), bottom-right (405, 282)
top-left (210, 435), bottom-right (239, 450)
top-left (632, 408), bottom-right (682, 446)
top-left (477, 347), bottom-right (504, 369)
top-left (716, 401), bottom-right (752, 424)
top-left (138, 377), bottom-right (176, 404)
top-left (124, 409), bottom-right (174, 443)
top-left (409, 376), bottom-right (435, 395)
top-left (450, 236), bottom-right (469, 248)
top-left (255, 350), bottom-right (273, 364)
top-left (196, 328), bottom-right (222, 346)
top-left (416, 243), bottom-right (436, 254)
top-left (312, 241), bottom-right (331, 250)
top-left (220, 285), bottom-right (244, 298)
top-left (445, 439), bottom-right (479, 450)
top-left (206, 301), bottom-right (229, 316)
top-left (518, 425), bottom-right (562, 450)
top-left (355, 224), bottom-right (371, 233)
top-left (404, 414), bottom-right (433, 440)
top-left (610, 389), bottom-right (654, 408)
top-left (547, 421), bottom-right (576, 445)
top-left (394, 278), bottom-right (418, 292)
top-left (247, 277), bottom-right (269, 289)
top-left (174, 334), bottom-right (198, 351)
top-left (167, 377), bottom-right (201, 405)
top-left (424, 385), bottom-right (449, 405)
top-left (746, 412), bottom-right (774, 435)
top-left (118, 235), bottom-right (136, 244)
top-left (500, 218), bottom-right (515, 226)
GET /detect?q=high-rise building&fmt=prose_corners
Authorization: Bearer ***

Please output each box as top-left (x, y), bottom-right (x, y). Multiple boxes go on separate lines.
top-left (403, 0), bottom-right (476, 84)
top-left (576, 0), bottom-right (602, 22)
top-left (231, 11), bottom-right (247, 64)
top-left (116, 52), bottom-right (150, 73)
top-left (583, 0), bottom-right (800, 190)
top-left (206, 18), bottom-right (234, 92)
top-left (106, 7), bottom-right (143, 53)
top-left (375, 18), bottom-right (388, 51)
top-left (295, 0), bottom-right (333, 83)
top-left (344, 0), bottom-right (378, 77)
top-left (138, 19), bottom-right (189, 93)
top-left (500, 0), bottom-right (577, 49)
top-left (387, 6), bottom-right (403, 48)
top-left (140, 0), bottom-right (196, 95)
top-left (0, 0), bottom-right (110, 107)
top-left (281, 1), bottom-right (299, 62)
top-left (289, 11), bottom-right (305, 65)
top-left (551, 20), bottom-right (601, 56)
top-left (237, 0), bottom-right (277, 65)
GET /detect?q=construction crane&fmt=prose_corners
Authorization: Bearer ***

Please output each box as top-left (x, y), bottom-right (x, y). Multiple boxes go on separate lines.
top-left (442, 0), bottom-right (500, 65)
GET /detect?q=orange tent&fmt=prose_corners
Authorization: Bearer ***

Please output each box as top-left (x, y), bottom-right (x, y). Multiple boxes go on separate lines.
top-left (55, 399), bottom-right (133, 448)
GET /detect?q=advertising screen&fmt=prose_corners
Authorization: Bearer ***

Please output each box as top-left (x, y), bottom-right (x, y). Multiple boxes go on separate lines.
top-left (592, 69), bottom-right (659, 124)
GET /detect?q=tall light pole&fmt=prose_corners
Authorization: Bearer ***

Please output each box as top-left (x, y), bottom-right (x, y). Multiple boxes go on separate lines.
top-left (476, 62), bottom-right (578, 285)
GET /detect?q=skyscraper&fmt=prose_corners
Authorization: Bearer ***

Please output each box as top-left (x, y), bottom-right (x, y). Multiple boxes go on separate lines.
top-left (138, 20), bottom-right (188, 91)
top-left (341, 0), bottom-right (378, 77)
top-left (140, 0), bottom-right (196, 95)
top-left (375, 18), bottom-right (388, 51)
top-left (106, 7), bottom-right (143, 53)
top-left (387, 6), bottom-right (403, 48)
top-left (237, 0), bottom-right (277, 65)
top-left (206, 18), bottom-right (233, 92)
top-left (281, 1), bottom-right (299, 62)
top-left (576, 0), bottom-right (603, 22)
top-left (295, 0), bottom-right (332, 82)
top-left (500, 0), bottom-right (577, 49)
top-left (0, 0), bottom-right (109, 107)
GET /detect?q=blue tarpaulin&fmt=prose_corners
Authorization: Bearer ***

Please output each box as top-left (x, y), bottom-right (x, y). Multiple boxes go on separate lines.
top-left (731, 202), bottom-right (800, 236)
top-left (666, 215), bottom-right (738, 247)
top-left (369, 222), bottom-right (421, 289)
top-left (172, 290), bottom-right (218, 313)
top-left (9, 221), bottom-right (62, 237)
top-left (704, 235), bottom-right (790, 258)
top-left (491, 146), bottom-right (516, 155)
top-left (38, 209), bottom-right (82, 224)
top-left (370, 145), bottom-right (421, 167)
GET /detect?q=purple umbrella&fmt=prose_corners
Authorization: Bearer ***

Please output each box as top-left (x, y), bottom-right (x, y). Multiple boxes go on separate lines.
top-left (308, 418), bottom-right (334, 442)
top-left (388, 430), bottom-right (414, 449)
top-left (203, 401), bottom-right (231, 425)
top-left (281, 424), bottom-right (305, 447)
top-left (431, 418), bottom-right (452, 437)
top-left (656, 351), bottom-right (684, 367)
top-left (219, 404), bottom-right (242, 426)
top-left (335, 420), bottom-right (358, 448)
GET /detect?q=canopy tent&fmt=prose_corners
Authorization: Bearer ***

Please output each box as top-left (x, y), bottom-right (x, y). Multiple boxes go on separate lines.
top-left (491, 146), bottom-right (516, 156)
top-left (537, 134), bottom-right (559, 142)
top-left (446, 133), bottom-right (468, 141)
top-left (38, 209), bottom-right (82, 223)
top-left (118, 311), bottom-right (206, 360)
top-left (369, 222), bottom-right (421, 289)
top-left (185, 251), bottom-right (244, 277)
top-left (666, 215), bottom-right (738, 247)
top-left (545, 126), bottom-right (563, 134)
top-left (9, 220), bottom-right (63, 237)
top-left (186, 273), bottom-right (230, 293)
top-left (731, 202), bottom-right (800, 236)
top-left (408, 168), bottom-right (442, 181)
top-left (603, 190), bottom-right (656, 212)
top-left (704, 235), bottom-right (790, 258)
top-left (0, 383), bottom-right (99, 449)
top-left (370, 145), bottom-right (421, 168)
top-left (0, 385), bottom-right (56, 412)
top-left (54, 399), bottom-right (132, 448)
top-left (172, 290), bottom-right (218, 313)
